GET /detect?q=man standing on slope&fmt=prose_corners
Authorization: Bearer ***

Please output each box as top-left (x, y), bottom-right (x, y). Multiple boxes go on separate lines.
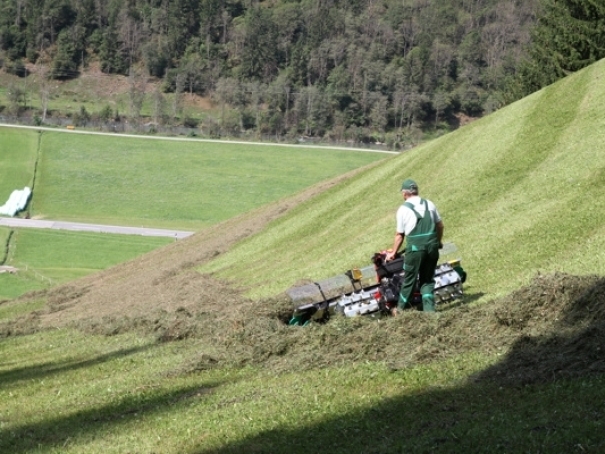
top-left (385, 179), bottom-right (444, 314)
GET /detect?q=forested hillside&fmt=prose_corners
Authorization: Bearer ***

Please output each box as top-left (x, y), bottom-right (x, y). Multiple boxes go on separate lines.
top-left (1, 0), bottom-right (604, 146)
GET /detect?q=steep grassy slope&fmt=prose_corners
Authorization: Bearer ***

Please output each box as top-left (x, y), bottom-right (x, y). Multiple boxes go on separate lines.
top-left (11, 57), bottom-right (605, 334)
top-left (201, 59), bottom-right (605, 302)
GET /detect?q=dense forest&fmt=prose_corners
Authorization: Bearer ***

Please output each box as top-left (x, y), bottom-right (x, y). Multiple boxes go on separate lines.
top-left (1, 0), bottom-right (604, 146)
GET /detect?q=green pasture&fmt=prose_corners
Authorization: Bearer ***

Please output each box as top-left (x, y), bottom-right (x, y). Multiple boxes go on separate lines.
top-left (0, 327), bottom-right (603, 453)
top-left (201, 58), bottom-right (605, 304)
top-left (0, 123), bottom-right (384, 298)
top-left (0, 127), bottom-right (38, 202)
top-left (31, 132), bottom-right (385, 230)
top-left (0, 228), bottom-right (171, 300)
top-left (0, 226), bottom-right (8, 262)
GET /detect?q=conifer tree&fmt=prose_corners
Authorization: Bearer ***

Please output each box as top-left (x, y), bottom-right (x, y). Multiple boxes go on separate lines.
top-left (516, 0), bottom-right (605, 96)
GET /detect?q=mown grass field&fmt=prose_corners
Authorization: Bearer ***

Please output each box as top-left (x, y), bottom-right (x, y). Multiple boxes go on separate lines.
top-left (0, 127), bottom-right (38, 201)
top-left (0, 124), bottom-right (179, 297)
top-left (201, 58), bottom-right (605, 304)
top-left (1, 327), bottom-right (604, 453)
top-left (31, 131), bottom-right (386, 230)
top-left (0, 228), bottom-right (171, 300)
top-left (1, 125), bottom-right (386, 300)
top-left (2, 59), bottom-right (605, 454)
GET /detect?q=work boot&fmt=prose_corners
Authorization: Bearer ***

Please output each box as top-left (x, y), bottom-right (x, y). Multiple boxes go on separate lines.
top-left (390, 307), bottom-right (399, 317)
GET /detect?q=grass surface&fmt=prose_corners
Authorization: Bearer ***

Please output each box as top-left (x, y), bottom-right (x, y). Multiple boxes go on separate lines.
top-left (201, 59), bottom-right (605, 304)
top-left (3, 60), bottom-right (605, 454)
top-left (0, 328), bottom-right (603, 453)
top-left (0, 69), bottom-right (205, 121)
top-left (0, 127), bottom-right (39, 202)
top-left (0, 226), bottom-right (9, 263)
top-left (0, 124), bottom-right (384, 298)
top-left (0, 228), bottom-right (171, 300)
top-left (32, 132), bottom-right (386, 230)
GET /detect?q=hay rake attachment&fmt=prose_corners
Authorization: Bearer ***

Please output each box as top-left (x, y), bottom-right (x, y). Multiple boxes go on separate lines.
top-left (288, 244), bottom-right (466, 326)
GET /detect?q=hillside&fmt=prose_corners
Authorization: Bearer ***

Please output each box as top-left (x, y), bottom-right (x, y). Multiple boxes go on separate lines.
top-left (0, 0), bottom-right (540, 145)
top-left (4, 58), bottom-right (605, 385)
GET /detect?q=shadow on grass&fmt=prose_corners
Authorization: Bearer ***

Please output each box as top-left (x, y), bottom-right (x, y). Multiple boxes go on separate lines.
top-left (192, 341), bottom-right (605, 454)
top-left (192, 375), bottom-right (605, 454)
top-left (0, 344), bottom-right (155, 387)
top-left (441, 289), bottom-right (485, 310)
top-left (193, 276), bottom-right (605, 454)
top-left (0, 380), bottom-right (224, 454)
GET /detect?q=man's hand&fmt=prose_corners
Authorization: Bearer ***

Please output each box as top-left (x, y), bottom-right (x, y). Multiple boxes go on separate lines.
top-left (388, 233), bottom-right (404, 261)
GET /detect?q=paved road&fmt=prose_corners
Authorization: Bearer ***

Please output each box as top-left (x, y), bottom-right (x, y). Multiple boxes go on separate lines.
top-left (0, 123), bottom-right (399, 154)
top-left (0, 217), bottom-right (194, 239)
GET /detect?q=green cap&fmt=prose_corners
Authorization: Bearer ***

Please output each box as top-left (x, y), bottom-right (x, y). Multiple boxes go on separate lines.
top-left (401, 179), bottom-right (418, 191)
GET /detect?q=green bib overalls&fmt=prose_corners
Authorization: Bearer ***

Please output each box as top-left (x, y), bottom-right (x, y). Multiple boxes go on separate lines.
top-left (398, 199), bottom-right (440, 312)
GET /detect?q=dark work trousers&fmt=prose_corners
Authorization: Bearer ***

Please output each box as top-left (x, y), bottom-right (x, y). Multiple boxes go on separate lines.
top-left (398, 245), bottom-right (440, 312)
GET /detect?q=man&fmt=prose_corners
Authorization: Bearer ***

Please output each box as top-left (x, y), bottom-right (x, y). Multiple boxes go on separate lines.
top-left (385, 179), bottom-right (444, 314)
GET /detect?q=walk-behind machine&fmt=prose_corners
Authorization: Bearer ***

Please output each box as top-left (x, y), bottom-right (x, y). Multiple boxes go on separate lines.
top-left (288, 244), bottom-right (466, 325)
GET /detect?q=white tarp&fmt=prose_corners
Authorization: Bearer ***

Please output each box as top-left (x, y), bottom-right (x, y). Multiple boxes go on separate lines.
top-left (0, 187), bottom-right (31, 216)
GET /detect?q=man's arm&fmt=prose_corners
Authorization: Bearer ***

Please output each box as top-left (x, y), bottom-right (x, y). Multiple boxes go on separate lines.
top-left (386, 232), bottom-right (404, 261)
top-left (436, 220), bottom-right (444, 247)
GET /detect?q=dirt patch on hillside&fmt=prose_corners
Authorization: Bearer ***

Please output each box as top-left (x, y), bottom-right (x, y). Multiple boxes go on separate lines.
top-left (23, 61), bottom-right (215, 111)
top-left (3, 163), bottom-right (605, 385)
top-left (5, 167), bottom-right (364, 327)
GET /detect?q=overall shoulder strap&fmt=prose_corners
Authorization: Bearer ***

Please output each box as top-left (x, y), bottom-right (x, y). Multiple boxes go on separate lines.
top-left (404, 200), bottom-right (423, 220)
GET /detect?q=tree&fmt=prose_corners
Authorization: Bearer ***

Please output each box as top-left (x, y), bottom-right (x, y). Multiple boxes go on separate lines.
top-left (179, 50), bottom-right (205, 96)
top-left (294, 84), bottom-right (330, 137)
top-left (392, 87), bottom-right (410, 132)
top-left (37, 63), bottom-right (52, 121)
top-left (515, 0), bottom-right (605, 97)
top-left (99, 25), bottom-right (128, 74)
top-left (73, 105), bottom-right (91, 126)
top-left (51, 27), bottom-right (78, 78)
top-left (432, 90), bottom-right (451, 126)
top-left (116, 5), bottom-right (148, 69)
top-left (273, 2), bottom-right (304, 67)
top-left (143, 37), bottom-right (170, 78)
top-left (128, 68), bottom-right (146, 121)
top-left (368, 92), bottom-right (388, 133)
top-left (213, 76), bottom-right (244, 127)
top-left (151, 86), bottom-right (166, 125)
top-left (263, 73), bottom-right (291, 137)
top-left (245, 80), bottom-right (266, 138)
top-left (97, 104), bottom-right (114, 123)
top-left (200, 0), bottom-right (224, 48)
top-left (6, 82), bottom-right (27, 115)
top-left (238, 7), bottom-right (278, 81)
top-left (171, 71), bottom-right (185, 122)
